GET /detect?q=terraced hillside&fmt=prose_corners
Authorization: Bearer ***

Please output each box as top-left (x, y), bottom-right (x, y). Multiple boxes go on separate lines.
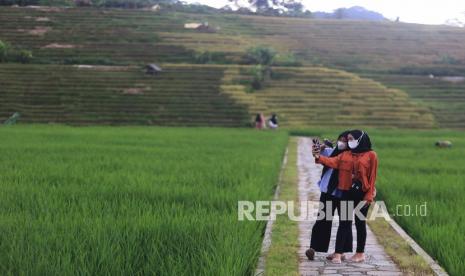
top-left (0, 64), bottom-right (250, 126)
top-left (223, 66), bottom-right (434, 128)
top-left (0, 63), bottom-right (435, 127)
top-left (364, 73), bottom-right (465, 129)
top-left (0, 6), bottom-right (464, 128)
top-left (2, 7), bottom-right (465, 71)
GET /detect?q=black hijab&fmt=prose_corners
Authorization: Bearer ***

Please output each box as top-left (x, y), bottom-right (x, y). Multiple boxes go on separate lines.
top-left (349, 129), bottom-right (372, 153)
top-left (322, 130), bottom-right (350, 194)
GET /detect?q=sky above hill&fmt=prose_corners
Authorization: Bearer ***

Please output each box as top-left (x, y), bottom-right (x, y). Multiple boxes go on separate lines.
top-left (184, 0), bottom-right (463, 25)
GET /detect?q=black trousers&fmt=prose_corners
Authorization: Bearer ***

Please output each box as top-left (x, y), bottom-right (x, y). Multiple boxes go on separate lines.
top-left (310, 192), bottom-right (352, 253)
top-left (354, 198), bottom-right (369, 253)
top-left (335, 193), bottom-right (369, 253)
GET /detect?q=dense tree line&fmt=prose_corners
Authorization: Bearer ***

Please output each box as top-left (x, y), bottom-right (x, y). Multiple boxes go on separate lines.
top-left (0, 0), bottom-right (310, 18)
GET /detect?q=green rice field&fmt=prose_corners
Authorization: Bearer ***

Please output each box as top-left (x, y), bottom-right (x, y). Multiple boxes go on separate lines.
top-left (0, 125), bottom-right (464, 275)
top-left (0, 125), bottom-right (288, 275)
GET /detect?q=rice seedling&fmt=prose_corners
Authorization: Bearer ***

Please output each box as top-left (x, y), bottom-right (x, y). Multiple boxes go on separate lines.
top-left (0, 125), bottom-right (288, 275)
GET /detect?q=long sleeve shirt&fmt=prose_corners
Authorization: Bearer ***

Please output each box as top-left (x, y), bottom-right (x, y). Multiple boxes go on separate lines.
top-left (317, 148), bottom-right (343, 198)
top-left (316, 150), bottom-right (378, 202)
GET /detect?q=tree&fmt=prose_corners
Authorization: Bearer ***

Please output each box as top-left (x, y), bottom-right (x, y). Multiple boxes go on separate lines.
top-left (228, 0), bottom-right (307, 16)
top-left (243, 46), bottom-right (276, 91)
top-left (16, 50), bottom-right (33, 63)
top-left (245, 46), bottom-right (276, 66)
top-left (334, 8), bottom-right (345, 19)
top-left (0, 40), bottom-right (7, 62)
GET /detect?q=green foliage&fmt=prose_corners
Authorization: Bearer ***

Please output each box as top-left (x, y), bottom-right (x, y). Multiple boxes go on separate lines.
top-left (0, 40), bottom-right (7, 62)
top-left (242, 46), bottom-right (276, 91)
top-left (239, 64), bottom-right (269, 92)
top-left (0, 126), bottom-right (288, 275)
top-left (272, 52), bottom-right (301, 67)
top-left (249, 64), bottom-right (266, 90)
top-left (15, 49), bottom-right (33, 63)
top-left (0, 0), bottom-right (39, 5)
top-left (0, 40), bottom-right (33, 63)
top-left (244, 46), bottom-right (276, 66)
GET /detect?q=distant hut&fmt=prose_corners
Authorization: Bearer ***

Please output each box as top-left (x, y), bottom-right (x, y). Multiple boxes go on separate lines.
top-left (184, 22), bottom-right (202, 29)
top-left (197, 22), bottom-right (217, 33)
top-left (184, 22), bottom-right (217, 33)
top-left (146, 64), bottom-right (162, 75)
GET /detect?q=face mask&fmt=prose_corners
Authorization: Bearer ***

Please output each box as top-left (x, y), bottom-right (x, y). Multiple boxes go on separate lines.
top-left (348, 140), bottom-right (358, 149)
top-left (348, 132), bottom-right (365, 149)
top-left (337, 141), bottom-right (347, 150)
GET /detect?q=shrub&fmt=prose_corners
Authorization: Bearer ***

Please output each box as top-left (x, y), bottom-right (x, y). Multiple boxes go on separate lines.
top-left (0, 0), bottom-right (39, 5)
top-left (0, 40), bottom-right (7, 62)
top-left (272, 52), bottom-right (301, 67)
top-left (0, 40), bottom-right (33, 63)
top-left (241, 46), bottom-right (277, 92)
top-left (249, 65), bottom-right (265, 90)
top-left (244, 46), bottom-right (276, 66)
top-left (15, 50), bottom-right (33, 63)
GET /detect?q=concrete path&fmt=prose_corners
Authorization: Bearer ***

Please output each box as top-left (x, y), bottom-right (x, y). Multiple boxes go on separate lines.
top-left (297, 137), bottom-right (401, 276)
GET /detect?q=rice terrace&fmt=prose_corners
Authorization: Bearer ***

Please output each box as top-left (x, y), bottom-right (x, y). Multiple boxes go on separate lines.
top-left (0, 0), bottom-right (464, 275)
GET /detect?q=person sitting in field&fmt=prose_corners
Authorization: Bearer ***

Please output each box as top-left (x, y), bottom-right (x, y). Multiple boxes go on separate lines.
top-left (268, 113), bottom-right (278, 129)
top-left (255, 113), bottom-right (266, 129)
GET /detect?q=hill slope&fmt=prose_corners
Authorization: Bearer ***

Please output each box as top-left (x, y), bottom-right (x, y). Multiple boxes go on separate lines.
top-left (2, 7), bottom-right (465, 71)
top-left (1, 6), bottom-right (464, 128)
top-left (0, 64), bottom-right (250, 126)
top-left (0, 63), bottom-right (435, 128)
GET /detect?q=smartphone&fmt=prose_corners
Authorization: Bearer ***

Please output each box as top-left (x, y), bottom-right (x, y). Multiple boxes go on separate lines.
top-left (312, 138), bottom-right (321, 148)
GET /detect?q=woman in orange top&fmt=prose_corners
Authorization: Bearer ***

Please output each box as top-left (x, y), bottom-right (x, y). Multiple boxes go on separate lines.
top-left (313, 130), bottom-right (378, 263)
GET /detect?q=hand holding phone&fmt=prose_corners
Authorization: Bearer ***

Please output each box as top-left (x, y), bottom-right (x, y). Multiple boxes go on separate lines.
top-left (312, 138), bottom-right (321, 158)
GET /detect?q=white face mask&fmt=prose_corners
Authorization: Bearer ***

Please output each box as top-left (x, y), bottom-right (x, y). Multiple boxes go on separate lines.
top-left (337, 141), bottom-right (347, 150)
top-left (348, 132), bottom-right (365, 149)
top-left (348, 140), bottom-right (359, 149)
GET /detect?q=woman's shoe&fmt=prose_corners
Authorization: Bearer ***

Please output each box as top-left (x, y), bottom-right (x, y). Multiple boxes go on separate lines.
top-left (330, 258), bottom-right (342, 264)
top-left (305, 248), bottom-right (315, 260)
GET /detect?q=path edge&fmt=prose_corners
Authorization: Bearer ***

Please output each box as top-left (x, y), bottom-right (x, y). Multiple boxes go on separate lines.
top-left (385, 212), bottom-right (449, 275)
top-left (254, 145), bottom-right (289, 276)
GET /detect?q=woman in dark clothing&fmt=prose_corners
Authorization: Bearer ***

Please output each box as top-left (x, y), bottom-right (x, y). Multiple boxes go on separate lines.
top-left (346, 130), bottom-right (377, 263)
top-left (268, 113), bottom-right (278, 129)
top-left (312, 130), bottom-right (378, 263)
top-left (305, 131), bottom-right (352, 261)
